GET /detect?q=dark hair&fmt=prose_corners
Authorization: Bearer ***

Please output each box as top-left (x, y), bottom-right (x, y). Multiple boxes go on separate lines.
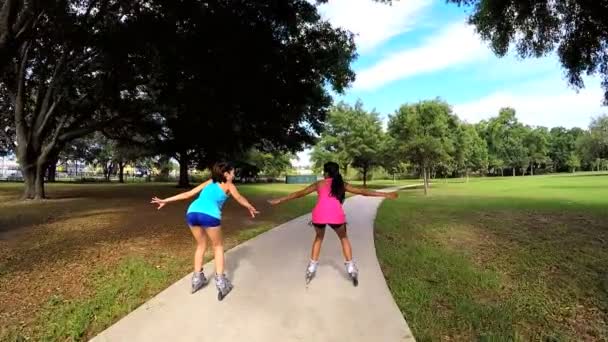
top-left (211, 162), bottom-right (234, 183)
top-left (324, 162), bottom-right (345, 203)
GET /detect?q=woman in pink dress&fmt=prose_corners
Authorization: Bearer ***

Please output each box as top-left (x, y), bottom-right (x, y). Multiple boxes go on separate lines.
top-left (269, 162), bottom-right (398, 285)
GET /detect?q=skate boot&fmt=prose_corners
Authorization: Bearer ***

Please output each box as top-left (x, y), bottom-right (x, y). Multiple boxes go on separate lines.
top-left (191, 271), bottom-right (209, 294)
top-left (345, 260), bottom-right (359, 287)
top-left (215, 274), bottom-right (233, 301)
top-left (305, 259), bottom-right (318, 285)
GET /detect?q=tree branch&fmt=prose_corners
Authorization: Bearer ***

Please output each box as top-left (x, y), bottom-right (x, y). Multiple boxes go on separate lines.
top-left (41, 114), bottom-right (69, 161)
top-left (34, 50), bottom-right (68, 135)
top-left (14, 40), bottom-right (30, 141)
top-left (58, 118), bottom-right (114, 143)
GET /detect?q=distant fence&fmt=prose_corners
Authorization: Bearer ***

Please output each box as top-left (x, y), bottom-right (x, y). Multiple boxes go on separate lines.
top-left (285, 175), bottom-right (318, 184)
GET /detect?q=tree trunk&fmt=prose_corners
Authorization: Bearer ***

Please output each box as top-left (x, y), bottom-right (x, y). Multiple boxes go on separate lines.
top-left (118, 160), bottom-right (125, 184)
top-left (530, 163), bottom-right (534, 176)
top-left (178, 151), bottom-right (190, 188)
top-left (466, 168), bottom-right (469, 183)
top-left (512, 168), bottom-right (515, 177)
top-left (422, 166), bottom-right (429, 196)
top-left (362, 166), bottom-right (368, 187)
top-left (47, 159), bottom-right (58, 183)
top-left (35, 163), bottom-right (45, 199)
top-left (501, 168), bottom-right (504, 177)
top-left (18, 148), bottom-right (49, 199)
top-left (23, 165), bottom-right (36, 199)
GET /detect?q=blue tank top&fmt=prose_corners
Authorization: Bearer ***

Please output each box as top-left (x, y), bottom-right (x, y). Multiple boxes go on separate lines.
top-left (187, 182), bottom-right (228, 219)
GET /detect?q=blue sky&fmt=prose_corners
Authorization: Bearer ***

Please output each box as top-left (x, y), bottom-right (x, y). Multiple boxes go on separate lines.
top-left (294, 0), bottom-right (607, 167)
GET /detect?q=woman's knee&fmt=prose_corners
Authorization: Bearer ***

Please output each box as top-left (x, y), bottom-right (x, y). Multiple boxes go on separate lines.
top-left (314, 229), bottom-right (325, 239)
top-left (335, 227), bottom-right (348, 239)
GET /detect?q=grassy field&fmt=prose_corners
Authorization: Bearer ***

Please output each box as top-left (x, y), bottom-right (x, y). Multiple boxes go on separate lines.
top-left (375, 173), bottom-right (608, 341)
top-left (0, 182), bottom-right (318, 341)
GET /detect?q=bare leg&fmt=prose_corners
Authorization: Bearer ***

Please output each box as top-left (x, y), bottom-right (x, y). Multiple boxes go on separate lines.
top-left (190, 226), bottom-right (208, 272)
top-left (334, 225), bottom-right (353, 261)
top-left (205, 226), bottom-right (224, 275)
top-left (310, 226), bottom-right (326, 261)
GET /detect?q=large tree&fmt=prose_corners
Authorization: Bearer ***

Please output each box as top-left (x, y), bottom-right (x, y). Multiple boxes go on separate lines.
top-left (348, 109), bottom-right (384, 186)
top-left (447, 0), bottom-right (608, 104)
top-left (1, 0), bottom-right (357, 195)
top-left (485, 108), bottom-right (528, 176)
top-left (388, 99), bottom-right (456, 195)
top-left (0, 0), bottom-right (157, 199)
top-left (146, 0), bottom-right (356, 187)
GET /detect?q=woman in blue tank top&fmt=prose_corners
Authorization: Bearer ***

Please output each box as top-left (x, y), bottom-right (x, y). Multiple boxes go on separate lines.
top-left (151, 162), bottom-right (259, 298)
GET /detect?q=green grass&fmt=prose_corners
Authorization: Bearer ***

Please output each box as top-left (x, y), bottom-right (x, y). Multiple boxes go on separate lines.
top-left (375, 173), bottom-right (608, 341)
top-left (0, 182), bottom-right (317, 341)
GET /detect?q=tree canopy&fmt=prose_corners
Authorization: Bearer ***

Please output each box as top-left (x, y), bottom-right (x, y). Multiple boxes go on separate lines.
top-left (0, 0), bottom-right (357, 197)
top-left (447, 0), bottom-right (608, 104)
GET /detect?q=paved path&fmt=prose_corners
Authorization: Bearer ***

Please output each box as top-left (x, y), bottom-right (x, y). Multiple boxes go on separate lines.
top-left (92, 187), bottom-right (416, 342)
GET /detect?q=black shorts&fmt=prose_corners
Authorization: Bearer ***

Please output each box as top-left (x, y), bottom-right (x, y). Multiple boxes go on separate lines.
top-left (311, 222), bottom-right (346, 230)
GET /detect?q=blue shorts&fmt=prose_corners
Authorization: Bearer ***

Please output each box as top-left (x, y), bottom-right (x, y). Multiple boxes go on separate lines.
top-left (186, 212), bottom-right (221, 228)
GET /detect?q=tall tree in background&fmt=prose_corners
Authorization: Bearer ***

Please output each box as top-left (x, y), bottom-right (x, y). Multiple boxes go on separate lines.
top-left (245, 149), bottom-right (294, 178)
top-left (577, 115), bottom-right (608, 171)
top-left (456, 123), bottom-right (488, 180)
top-left (549, 127), bottom-right (584, 172)
top-left (311, 102), bottom-right (358, 176)
top-left (388, 99), bottom-right (456, 195)
top-left (485, 108), bottom-right (528, 176)
top-left (447, 0), bottom-right (608, 104)
top-left (311, 101), bottom-right (383, 186)
top-left (349, 109), bottom-right (384, 186)
top-left (524, 127), bottom-right (550, 176)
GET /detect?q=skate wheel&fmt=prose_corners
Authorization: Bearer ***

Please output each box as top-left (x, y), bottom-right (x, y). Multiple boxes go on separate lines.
top-left (352, 276), bottom-right (358, 287)
top-left (218, 292), bottom-right (224, 301)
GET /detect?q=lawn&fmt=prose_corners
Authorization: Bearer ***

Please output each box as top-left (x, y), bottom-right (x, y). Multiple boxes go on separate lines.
top-left (0, 182), bottom-right (317, 341)
top-left (375, 173), bottom-right (608, 341)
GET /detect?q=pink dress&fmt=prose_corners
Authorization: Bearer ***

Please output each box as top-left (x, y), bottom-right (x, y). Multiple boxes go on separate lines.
top-left (311, 178), bottom-right (346, 224)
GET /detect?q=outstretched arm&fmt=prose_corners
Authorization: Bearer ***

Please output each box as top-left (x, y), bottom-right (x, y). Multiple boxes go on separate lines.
top-left (268, 182), bottom-right (318, 205)
top-left (151, 180), bottom-right (211, 209)
top-left (228, 183), bottom-right (260, 218)
top-left (345, 183), bottom-right (398, 199)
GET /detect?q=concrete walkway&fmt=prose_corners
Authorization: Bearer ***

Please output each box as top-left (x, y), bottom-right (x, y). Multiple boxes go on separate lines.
top-left (92, 188), bottom-right (415, 342)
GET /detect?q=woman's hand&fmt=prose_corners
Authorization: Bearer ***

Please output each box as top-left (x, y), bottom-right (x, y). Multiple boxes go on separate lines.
top-left (267, 198), bottom-right (282, 206)
top-left (247, 205), bottom-right (260, 218)
top-left (151, 197), bottom-right (168, 210)
top-left (385, 191), bottom-right (399, 200)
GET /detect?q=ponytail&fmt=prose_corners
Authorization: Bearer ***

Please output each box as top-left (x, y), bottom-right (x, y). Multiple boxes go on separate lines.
top-left (324, 162), bottom-right (345, 203)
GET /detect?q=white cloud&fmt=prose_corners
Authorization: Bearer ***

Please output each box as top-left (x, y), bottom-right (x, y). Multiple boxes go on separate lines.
top-left (453, 79), bottom-right (606, 128)
top-left (353, 22), bottom-right (489, 91)
top-left (316, 0), bottom-right (431, 53)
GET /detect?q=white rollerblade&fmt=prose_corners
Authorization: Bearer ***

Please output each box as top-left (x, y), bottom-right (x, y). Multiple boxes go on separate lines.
top-left (345, 260), bottom-right (359, 287)
top-left (305, 260), bottom-right (319, 285)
